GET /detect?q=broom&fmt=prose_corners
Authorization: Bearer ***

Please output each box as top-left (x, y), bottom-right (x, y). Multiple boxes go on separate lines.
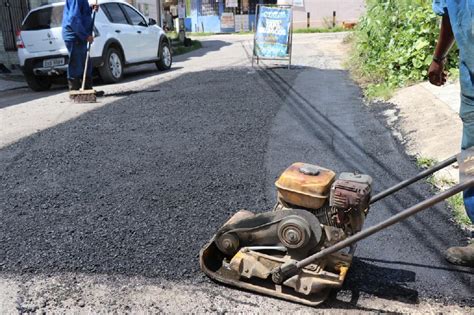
top-left (70, 0), bottom-right (98, 103)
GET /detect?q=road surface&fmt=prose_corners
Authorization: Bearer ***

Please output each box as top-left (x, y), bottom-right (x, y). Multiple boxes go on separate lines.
top-left (0, 33), bottom-right (472, 313)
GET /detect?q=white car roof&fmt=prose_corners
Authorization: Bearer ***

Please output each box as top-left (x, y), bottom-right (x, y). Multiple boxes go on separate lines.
top-left (30, 0), bottom-right (128, 11)
top-left (25, 0), bottom-right (135, 20)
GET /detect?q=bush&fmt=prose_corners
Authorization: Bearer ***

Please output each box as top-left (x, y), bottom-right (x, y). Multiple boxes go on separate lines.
top-left (351, 0), bottom-right (458, 98)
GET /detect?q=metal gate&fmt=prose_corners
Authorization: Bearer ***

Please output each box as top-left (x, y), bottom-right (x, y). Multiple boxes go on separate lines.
top-left (0, 0), bottom-right (30, 51)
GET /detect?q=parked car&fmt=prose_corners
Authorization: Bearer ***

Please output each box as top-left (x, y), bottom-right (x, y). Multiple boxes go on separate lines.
top-left (17, 0), bottom-right (172, 91)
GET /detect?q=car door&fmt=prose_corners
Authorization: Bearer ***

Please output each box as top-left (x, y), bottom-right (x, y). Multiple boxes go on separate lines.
top-left (101, 2), bottom-right (139, 63)
top-left (120, 4), bottom-right (158, 61)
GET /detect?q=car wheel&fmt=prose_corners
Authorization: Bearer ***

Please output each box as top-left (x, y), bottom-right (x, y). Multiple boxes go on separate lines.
top-left (156, 41), bottom-right (172, 71)
top-left (99, 47), bottom-right (124, 83)
top-left (24, 74), bottom-right (52, 91)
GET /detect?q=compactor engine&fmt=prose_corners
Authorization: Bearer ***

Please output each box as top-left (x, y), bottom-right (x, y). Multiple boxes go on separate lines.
top-left (200, 162), bottom-right (372, 305)
top-left (200, 151), bottom-right (473, 306)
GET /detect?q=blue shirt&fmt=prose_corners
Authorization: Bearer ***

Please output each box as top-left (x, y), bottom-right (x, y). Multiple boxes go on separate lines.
top-left (433, 0), bottom-right (474, 99)
top-left (62, 0), bottom-right (93, 42)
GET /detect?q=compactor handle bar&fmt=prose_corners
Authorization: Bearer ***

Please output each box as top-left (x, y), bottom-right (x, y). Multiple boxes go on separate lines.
top-left (370, 155), bottom-right (458, 204)
top-left (272, 151), bottom-right (474, 283)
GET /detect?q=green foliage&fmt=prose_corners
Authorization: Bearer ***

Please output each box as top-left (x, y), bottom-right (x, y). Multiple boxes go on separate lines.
top-left (416, 156), bottom-right (436, 169)
top-left (294, 26), bottom-right (346, 33)
top-left (447, 193), bottom-right (472, 227)
top-left (351, 0), bottom-right (458, 99)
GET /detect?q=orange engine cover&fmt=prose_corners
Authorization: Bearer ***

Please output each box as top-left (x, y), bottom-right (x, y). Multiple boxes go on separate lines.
top-left (275, 163), bottom-right (336, 209)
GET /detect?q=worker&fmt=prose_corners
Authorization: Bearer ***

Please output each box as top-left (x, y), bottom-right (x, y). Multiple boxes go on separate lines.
top-left (62, 0), bottom-right (98, 94)
top-left (429, 0), bottom-right (474, 267)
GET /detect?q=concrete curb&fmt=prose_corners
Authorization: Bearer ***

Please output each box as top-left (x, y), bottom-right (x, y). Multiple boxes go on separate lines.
top-left (386, 80), bottom-right (462, 183)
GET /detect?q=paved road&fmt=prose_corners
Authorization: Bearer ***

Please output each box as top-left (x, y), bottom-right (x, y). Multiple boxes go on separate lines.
top-left (0, 34), bottom-right (472, 313)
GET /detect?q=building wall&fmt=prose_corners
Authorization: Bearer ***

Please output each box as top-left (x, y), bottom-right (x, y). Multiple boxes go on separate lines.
top-left (127, 0), bottom-right (161, 21)
top-left (0, 32), bottom-right (19, 69)
top-left (29, 0), bottom-right (63, 9)
top-left (136, 0), bottom-right (159, 19)
top-left (292, 0), bottom-right (365, 29)
top-left (188, 0), bottom-right (366, 33)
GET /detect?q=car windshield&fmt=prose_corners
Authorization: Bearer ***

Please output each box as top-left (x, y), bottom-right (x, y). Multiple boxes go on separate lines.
top-left (22, 5), bottom-right (64, 31)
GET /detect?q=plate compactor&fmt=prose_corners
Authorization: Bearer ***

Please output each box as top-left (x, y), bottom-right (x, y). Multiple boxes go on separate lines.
top-left (200, 150), bottom-right (474, 306)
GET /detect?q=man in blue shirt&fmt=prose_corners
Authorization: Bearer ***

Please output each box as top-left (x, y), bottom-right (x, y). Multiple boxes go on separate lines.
top-left (62, 0), bottom-right (98, 92)
top-left (429, 0), bottom-right (474, 267)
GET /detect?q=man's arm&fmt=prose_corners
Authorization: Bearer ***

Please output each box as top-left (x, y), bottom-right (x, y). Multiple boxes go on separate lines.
top-left (428, 14), bottom-right (455, 86)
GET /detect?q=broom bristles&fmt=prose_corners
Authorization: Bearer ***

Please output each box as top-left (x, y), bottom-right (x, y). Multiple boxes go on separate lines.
top-left (70, 89), bottom-right (97, 103)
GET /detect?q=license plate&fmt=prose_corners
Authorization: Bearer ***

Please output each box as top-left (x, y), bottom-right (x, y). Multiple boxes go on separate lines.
top-left (43, 57), bottom-right (65, 68)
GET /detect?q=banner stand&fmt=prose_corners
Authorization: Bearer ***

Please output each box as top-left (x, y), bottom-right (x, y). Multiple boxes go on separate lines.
top-left (252, 5), bottom-right (293, 69)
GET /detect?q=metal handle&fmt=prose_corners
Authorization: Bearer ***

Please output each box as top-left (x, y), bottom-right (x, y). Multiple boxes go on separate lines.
top-left (137, 30), bottom-right (142, 34)
top-left (273, 178), bottom-right (474, 282)
top-left (370, 154), bottom-right (458, 204)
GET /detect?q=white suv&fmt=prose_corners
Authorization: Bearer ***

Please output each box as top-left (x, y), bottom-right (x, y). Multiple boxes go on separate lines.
top-left (17, 0), bottom-right (172, 91)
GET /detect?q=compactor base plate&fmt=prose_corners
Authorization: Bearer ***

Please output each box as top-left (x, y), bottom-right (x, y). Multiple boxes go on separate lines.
top-left (199, 211), bottom-right (353, 306)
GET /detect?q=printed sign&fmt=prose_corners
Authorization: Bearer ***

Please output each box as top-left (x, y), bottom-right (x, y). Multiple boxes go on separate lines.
top-left (255, 6), bottom-right (291, 58)
top-left (221, 12), bottom-right (235, 29)
top-left (293, 0), bottom-right (304, 7)
top-left (226, 0), bottom-right (238, 8)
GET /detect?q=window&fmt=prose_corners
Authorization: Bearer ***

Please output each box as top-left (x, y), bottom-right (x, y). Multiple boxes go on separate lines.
top-left (102, 3), bottom-right (128, 24)
top-left (201, 0), bottom-right (218, 16)
top-left (121, 5), bottom-right (147, 27)
top-left (22, 5), bottom-right (64, 30)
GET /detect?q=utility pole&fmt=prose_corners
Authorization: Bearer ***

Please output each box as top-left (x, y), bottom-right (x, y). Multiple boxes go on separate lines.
top-left (178, 0), bottom-right (185, 43)
top-left (156, 0), bottom-right (162, 27)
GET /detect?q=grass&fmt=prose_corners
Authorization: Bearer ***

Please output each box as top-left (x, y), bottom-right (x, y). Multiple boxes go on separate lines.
top-left (183, 27), bottom-right (347, 37)
top-left (187, 31), bottom-right (254, 36)
top-left (416, 157), bottom-right (472, 227)
top-left (447, 193), bottom-right (472, 226)
top-left (172, 40), bottom-right (202, 56)
top-left (365, 83), bottom-right (395, 100)
top-left (416, 157), bottom-right (436, 169)
top-left (293, 26), bottom-right (346, 33)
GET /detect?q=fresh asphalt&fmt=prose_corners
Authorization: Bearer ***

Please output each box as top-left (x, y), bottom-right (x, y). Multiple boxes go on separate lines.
top-left (0, 36), bottom-right (472, 309)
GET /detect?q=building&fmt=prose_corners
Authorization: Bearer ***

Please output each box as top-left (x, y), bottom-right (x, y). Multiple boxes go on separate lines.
top-left (124, 0), bottom-right (163, 24)
top-left (185, 0), bottom-right (365, 33)
top-left (292, 0), bottom-right (365, 29)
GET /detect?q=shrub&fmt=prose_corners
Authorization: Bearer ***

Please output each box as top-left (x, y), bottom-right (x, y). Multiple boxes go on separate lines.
top-left (351, 0), bottom-right (458, 98)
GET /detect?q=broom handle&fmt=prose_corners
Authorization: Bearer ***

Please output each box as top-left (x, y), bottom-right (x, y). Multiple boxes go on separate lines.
top-left (81, 2), bottom-right (98, 91)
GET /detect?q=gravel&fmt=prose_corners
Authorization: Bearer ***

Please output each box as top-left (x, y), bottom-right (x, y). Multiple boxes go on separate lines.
top-left (1, 65), bottom-right (472, 308)
top-left (0, 68), bottom-right (290, 280)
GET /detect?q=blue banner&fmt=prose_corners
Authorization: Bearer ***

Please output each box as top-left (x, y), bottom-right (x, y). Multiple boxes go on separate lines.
top-left (255, 6), bottom-right (291, 58)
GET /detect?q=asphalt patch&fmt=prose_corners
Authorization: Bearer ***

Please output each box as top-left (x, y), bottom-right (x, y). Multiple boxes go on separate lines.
top-left (0, 68), bottom-right (293, 280)
top-left (0, 66), bottom-right (472, 307)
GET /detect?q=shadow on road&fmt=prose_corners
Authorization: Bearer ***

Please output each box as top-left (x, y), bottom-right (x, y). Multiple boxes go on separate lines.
top-left (0, 39), bottom-right (230, 109)
top-left (0, 85), bottom-right (64, 110)
top-left (340, 258), bottom-right (419, 304)
top-left (173, 39), bottom-right (232, 63)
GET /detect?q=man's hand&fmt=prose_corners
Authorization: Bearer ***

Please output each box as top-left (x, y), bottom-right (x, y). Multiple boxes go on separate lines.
top-left (428, 14), bottom-right (454, 87)
top-left (86, 35), bottom-right (94, 43)
top-left (428, 60), bottom-right (447, 86)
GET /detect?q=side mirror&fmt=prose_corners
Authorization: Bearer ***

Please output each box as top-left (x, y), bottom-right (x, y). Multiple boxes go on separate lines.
top-left (149, 18), bottom-right (157, 26)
